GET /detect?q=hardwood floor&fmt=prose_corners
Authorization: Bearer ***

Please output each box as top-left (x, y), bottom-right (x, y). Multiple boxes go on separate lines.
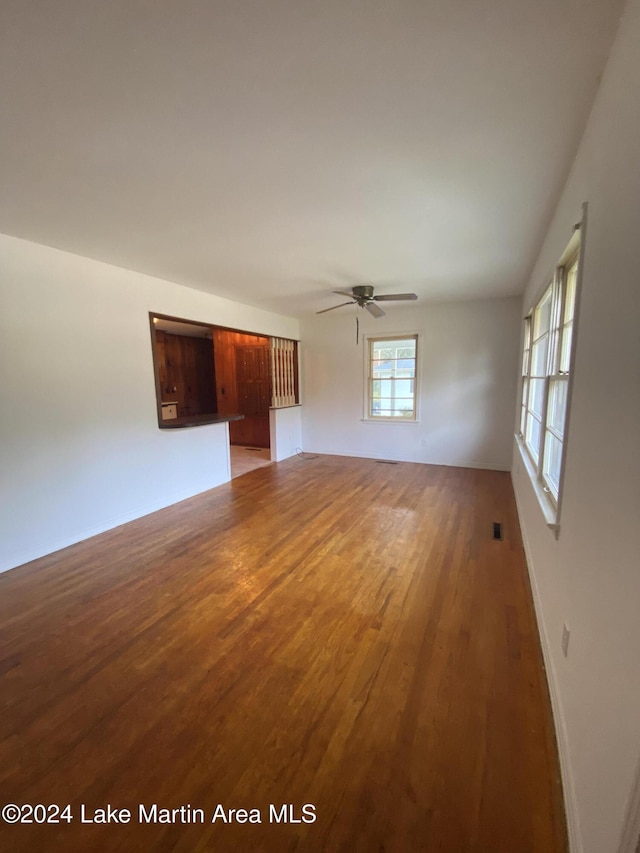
top-left (0, 456), bottom-right (566, 852)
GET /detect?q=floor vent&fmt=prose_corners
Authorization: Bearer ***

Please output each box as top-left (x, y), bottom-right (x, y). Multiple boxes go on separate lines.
top-left (375, 460), bottom-right (399, 465)
top-left (492, 522), bottom-right (503, 541)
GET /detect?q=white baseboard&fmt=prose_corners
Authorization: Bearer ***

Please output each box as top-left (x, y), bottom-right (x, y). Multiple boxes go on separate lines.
top-left (512, 473), bottom-right (581, 853)
top-left (305, 448), bottom-right (511, 471)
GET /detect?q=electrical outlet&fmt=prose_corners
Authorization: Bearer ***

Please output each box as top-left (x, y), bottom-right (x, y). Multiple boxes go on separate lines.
top-left (562, 623), bottom-right (570, 657)
top-left (421, 438), bottom-right (428, 448)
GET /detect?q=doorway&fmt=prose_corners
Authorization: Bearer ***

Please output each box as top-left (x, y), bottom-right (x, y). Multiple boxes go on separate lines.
top-left (211, 329), bottom-right (273, 478)
top-left (229, 445), bottom-right (272, 478)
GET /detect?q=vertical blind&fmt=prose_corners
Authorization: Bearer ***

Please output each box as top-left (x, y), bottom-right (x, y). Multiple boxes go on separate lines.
top-left (270, 338), bottom-right (298, 407)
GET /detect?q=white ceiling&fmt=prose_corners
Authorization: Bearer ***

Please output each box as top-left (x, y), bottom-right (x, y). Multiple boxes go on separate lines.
top-left (0, 0), bottom-right (624, 317)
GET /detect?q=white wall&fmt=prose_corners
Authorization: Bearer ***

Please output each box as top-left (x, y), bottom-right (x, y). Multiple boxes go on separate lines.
top-left (300, 296), bottom-right (521, 470)
top-left (511, 0), bottom-right (640, 850)
top-left (0, 234), bottom-right (299, 574)
top-left (270, 406), bottom-right (303, 462)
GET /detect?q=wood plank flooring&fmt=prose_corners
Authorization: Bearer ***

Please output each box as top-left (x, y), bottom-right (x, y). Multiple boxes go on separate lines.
top-left (0, 455), bottom-right (566, 853)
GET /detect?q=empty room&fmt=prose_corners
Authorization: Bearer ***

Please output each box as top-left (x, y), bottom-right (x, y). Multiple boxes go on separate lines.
top-left (0, 2), bottom-right (638, 852)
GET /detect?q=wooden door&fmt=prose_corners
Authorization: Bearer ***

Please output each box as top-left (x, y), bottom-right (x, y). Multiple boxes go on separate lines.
top-left (235, 346), bottom-right (270, 415)
top-left (231, 345), bottom-right (271, 447)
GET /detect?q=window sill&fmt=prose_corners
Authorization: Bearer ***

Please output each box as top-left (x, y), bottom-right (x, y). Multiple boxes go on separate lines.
top-left (514, 435), bottom-right (560, 538)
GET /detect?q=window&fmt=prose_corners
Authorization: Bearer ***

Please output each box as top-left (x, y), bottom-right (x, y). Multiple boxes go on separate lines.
top-left (366, 335), bottom-right (418, 420)
top-left (518, 225), bottom-right (581, 530)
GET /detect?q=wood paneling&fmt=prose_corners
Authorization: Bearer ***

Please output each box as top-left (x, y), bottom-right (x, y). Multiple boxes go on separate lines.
top-left (155, 331), bottom-right (216, 417)
top-left (213, 329), bottom-right (270, 448)
top-left (0, 458), bottom-right (566, 853)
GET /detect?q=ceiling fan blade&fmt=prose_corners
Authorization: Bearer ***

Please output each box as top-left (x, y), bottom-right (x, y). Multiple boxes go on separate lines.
top-left (332, 289), bottom-right (356, 298)
top-left (365, 301), bottom-right (385, 319)
top-left (316, 301), bottom-right (356, 314)
top-left (373, 293), bottom-right (418, 302)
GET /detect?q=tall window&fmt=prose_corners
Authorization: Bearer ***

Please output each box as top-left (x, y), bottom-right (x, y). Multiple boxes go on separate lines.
top-left (366, 335), bottom-right (418, 420)
top-left (519, 229), bottom-right (580, 523)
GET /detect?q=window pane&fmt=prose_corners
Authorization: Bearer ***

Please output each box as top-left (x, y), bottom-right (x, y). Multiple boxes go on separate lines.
top-left (564, 260), bottom-right (578, 323)
top-left (533, 287), bottom-right (552, 339)
top-left (372, 399), bottom-right (415, 417)
top-left (520, 404), bottom-right (527, 435)
top-left (528, 378), bottom-right (545, 419)
top-left (371, 379), bottom-right (391, 398)
top-left (374, 346), bottom-right (393, 360)
top-left (372, 339), bottom-right (416, 357)
top-left (547, 379), bottom-right (568, 438)
top-left (543, 431), bottom-right (563, 498)
top-left (522, 317), bottom-right (532, 373)
top-left (372, 379), bottom-right (415, 397)
top-left (371, 359), bottom-right (390, 376)
top-left (559, 323), bottom-right (573, 373)
top-left (372, 360), bottom-right (415, 379)
top-left (549, 327), bottom-right (561, 375)
top-left (526, 415), bottom-right (541, 464)
top-left (396, 378), bottom-right (414, 396)
top-left (521, 377), bottom-right (529, 409)
top-left (373, 397), bottom-right (414, 406)
top-left (531, 336), bottom-right (549, 376)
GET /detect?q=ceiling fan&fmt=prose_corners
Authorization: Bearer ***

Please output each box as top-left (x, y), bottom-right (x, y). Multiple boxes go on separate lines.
top-left (317, 284), bottom-right (417, 318)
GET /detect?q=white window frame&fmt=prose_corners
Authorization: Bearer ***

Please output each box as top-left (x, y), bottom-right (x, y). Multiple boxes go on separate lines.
top-left (516, 207), bottom-right (585, 536)
top-left (363, 333), bottom-right (420, 423)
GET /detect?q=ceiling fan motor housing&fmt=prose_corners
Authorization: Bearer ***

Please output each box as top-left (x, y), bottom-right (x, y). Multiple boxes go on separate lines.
top-left (352, 285), bottom-right (374, 302)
